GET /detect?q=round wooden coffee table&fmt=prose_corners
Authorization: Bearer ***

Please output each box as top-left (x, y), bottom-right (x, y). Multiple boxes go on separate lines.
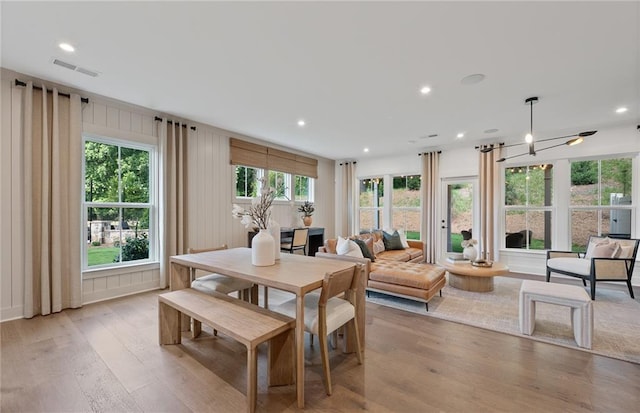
top-left (440, 261), bottom-right (509, 292)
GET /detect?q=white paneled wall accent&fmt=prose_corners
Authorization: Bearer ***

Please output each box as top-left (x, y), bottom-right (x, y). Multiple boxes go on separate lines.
top-left (1, 69), bottom-right (336, 321)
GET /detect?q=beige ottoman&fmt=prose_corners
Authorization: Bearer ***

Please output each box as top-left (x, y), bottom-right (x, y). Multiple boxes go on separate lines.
top-left (519, 280), bottom-right (593, 349)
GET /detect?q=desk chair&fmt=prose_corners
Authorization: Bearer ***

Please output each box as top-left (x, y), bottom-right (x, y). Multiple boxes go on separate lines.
top-left (273, 264), bottom-right (363, 395)
top-left (281, 228), bottom-right (309, 255)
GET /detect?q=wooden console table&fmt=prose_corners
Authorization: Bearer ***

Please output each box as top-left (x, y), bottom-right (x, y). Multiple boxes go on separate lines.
top-left (247, 227), bottom-right (325, 256)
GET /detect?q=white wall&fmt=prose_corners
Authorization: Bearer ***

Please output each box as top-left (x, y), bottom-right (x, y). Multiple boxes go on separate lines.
top-left (0, 69), bottom-right (335, 320)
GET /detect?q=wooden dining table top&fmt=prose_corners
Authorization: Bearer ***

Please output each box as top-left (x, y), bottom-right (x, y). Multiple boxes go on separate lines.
top-left (170, 247), bottom-right (356, 294)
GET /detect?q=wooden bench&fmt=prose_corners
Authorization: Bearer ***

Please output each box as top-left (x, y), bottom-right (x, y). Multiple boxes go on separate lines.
top-left (159, 288), bottom-right (296, 413)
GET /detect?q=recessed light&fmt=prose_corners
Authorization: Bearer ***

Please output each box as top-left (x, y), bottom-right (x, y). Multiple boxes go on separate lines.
top-left (456, 133), bottom-right (464, 138)
top-left (616, 107), bottom-right (628, 114)
top-left (461, 73), bottom-right (486, 85)
top-left (484, 128), bottom-right (499, 134)
top-left (363, 148), bottom-right (369, 153)
top-left (59, 43), bottom-right (75, 52)
top-left (420, 86), bottom-right (431, 95)
top-left (297, 119), bottom-right (306, 127)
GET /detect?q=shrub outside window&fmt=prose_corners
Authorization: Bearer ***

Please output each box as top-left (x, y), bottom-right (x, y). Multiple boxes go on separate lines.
top-left (391, 175), bottom-right (421, 240)
top-left (84, 139), bottom-right (154, 268)
top-left (570, 158), bottom-right (633, 251)
top-left (504, 164), bottom-right (553, 249)
top-left (235, 165), bottom-right (260, 198)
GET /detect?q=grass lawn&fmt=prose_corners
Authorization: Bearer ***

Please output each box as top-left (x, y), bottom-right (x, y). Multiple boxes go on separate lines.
top-left (88, 246), bottom-right (119, 266)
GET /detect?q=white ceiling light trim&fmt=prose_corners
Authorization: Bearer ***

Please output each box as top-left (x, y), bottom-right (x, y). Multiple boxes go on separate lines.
top-left (58, 42), bottom-right (75, 52)
top-left (615, 107), bottom-right (628, 114)
top-left (461, 73), bottom-right (486, 85)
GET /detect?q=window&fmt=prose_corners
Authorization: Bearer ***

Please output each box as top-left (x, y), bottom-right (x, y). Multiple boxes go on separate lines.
top-left (359, 177), bottom-right (384, 232)
top-left (84, 139), bottom-right (154, 268)
top-left (569, 157), bottom-right (633, 251)
top-left (235, 165), bottom-right (260, 198)
top-left (294, 175), bottom-right (314, 202)
top-left (504, 164), bottom-right (553, 249)
top-left (391, 175), bottom-right (421, 240)
top-left (235, 165), bottom-right (314, 203)
top-left (268, 170), bottom-right (291, 200)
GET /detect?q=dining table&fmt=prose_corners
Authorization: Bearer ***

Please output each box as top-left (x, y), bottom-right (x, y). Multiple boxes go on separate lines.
top-left (170, 247), bottom-right (366, 409)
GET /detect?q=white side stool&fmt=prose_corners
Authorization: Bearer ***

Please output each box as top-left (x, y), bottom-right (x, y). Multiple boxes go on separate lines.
top-left (519, 280), bottom-right (593, 349)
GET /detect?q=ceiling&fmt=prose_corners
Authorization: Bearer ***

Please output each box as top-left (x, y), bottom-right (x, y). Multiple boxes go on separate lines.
top-left (2, 1), bottom-right (638, 160)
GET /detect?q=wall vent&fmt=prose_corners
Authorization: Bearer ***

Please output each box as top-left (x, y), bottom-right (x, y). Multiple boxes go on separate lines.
top-left (52, 58), bottom-right (99, 77)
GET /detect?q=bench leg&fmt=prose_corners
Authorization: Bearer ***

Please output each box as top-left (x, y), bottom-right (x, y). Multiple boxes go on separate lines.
top-left (247, 347), bottom-right (257, 413)
top-left (268, 329), bottom-right (295, 386)
top-left (572, 303), bottom-right (593, 349)
top-left (159, 301), bottom-right (181, 345)
top-left (192, 319), bottom-right (202, 339)
top-left (519, 294), bottom-right (536, 335)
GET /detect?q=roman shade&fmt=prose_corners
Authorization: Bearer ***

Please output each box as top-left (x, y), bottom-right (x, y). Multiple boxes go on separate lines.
top-left (230, 137), bottom-right (318, 178)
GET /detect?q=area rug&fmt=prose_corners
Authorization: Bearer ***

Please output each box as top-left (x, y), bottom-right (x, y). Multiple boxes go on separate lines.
top-left (366, 275), bottom-right (640, 364)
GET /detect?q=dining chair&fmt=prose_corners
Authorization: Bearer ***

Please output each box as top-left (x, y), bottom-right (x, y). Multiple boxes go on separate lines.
top-left (273, 263), bottom-right (363, 395)
top-left (280, 228), bottom-right (309, 255)
top-left (189, 245), bottom-right (259, 336)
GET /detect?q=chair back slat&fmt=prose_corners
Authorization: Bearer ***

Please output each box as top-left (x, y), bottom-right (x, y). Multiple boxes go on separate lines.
top-left (292, 228), bottom-right (309, 248)
top-left (318, 264), bottom-right (361, 306)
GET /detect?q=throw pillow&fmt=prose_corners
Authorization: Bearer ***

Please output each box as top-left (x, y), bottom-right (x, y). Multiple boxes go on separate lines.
top-left (336, 236), bottom-right (351, 255)
top-left (396, 228), bottom-right (410, 249)
top-left (590, 242), bottom-right (617, 258)
top-left (618, 245), bottom-right (635, 259)
top-left (383, 230), bottom-right (405, 250)
top-left (373, 239), bottom-right (385, 255)
top-left (336, 237), bottom-right (364, 258)
top-left (585, 238), bottom-right (609, 259)
top-left (353, 238), bottom-right (375, 262)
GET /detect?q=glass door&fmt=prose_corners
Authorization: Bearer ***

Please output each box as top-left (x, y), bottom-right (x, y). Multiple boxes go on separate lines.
top-left (441, 179), bottom-right (477, 259)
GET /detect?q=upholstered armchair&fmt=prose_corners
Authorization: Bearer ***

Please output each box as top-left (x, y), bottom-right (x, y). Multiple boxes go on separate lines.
top-left (546, 236), bottom-right (639, 299)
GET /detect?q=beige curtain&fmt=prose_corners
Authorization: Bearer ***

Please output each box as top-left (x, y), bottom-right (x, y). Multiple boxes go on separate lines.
top-left (21, 82), bottom-right (83, 317)
top-left (339, 161), bottom-right (357, 236)
top-left (420, 151), bottom-right (439, 263)
top-left (479, 146), bottom-right (502, 261)
top-left (159, 120), bottom-right (189, 288)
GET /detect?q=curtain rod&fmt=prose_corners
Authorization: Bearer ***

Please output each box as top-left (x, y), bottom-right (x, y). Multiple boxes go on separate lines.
top-left (339, 161), bottom-right (357, 166)
top-left (154, 116), bottom-right (196, 131)
top-left (15, 79), bottom-right (89, 103)
top-left (417, 150), bottom-right (442, 156)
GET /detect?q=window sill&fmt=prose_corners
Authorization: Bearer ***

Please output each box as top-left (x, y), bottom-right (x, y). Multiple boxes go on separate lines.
top-left (83, 261), bottom-right (160, 279)
top-left (499, 249), bottom-right (547, 255)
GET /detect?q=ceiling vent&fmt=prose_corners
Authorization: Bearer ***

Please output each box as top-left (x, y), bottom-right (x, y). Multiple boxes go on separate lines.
top-left (52, 58), bottom-right (99, 77)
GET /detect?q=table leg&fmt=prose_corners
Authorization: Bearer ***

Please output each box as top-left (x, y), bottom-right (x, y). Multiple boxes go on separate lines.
top-left (171, 262), bottom-right (192, 331)
top-left (296, 294), bottom-right (305, 408)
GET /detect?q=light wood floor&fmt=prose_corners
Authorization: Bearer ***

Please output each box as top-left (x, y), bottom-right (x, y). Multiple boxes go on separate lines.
top-left (2, 285), bottom-right (640, 412)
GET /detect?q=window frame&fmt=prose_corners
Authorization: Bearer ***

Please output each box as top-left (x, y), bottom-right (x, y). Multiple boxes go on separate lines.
top-left (233, 165), bottom-right (315, 204)
top-left (358, 176), bottom-right (385, 233)
top-left (391, 174), bottom-right (422, 240)
top-left (503, 163), bottom-right (554, 250)
top-left (568, 156), bottom-right (635, 249)
top-left (82, 134), bottom-right (158, 271)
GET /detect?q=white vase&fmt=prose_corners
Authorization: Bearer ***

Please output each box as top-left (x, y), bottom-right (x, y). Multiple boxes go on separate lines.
top-left (463, 245), bottom-right (478, 262)
top-left (268, 219), bottom-right (281, 260)
top-left (252, 229), bottom-right (275, 266)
